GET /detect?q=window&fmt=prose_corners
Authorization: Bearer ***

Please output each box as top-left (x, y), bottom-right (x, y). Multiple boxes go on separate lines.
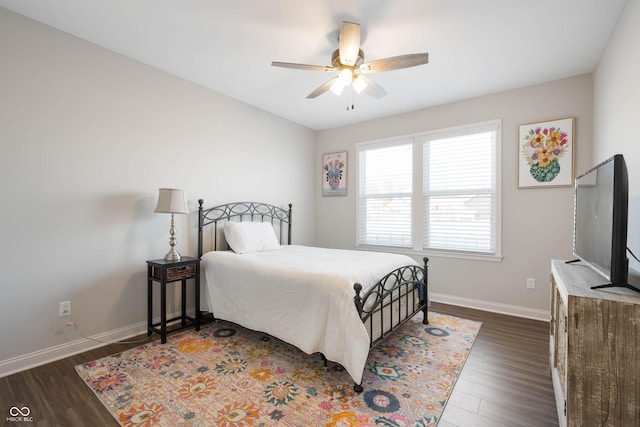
top-left (358, 141), bottom-right (413, 248)
top-left (357, 120), bottom-right (501, 259)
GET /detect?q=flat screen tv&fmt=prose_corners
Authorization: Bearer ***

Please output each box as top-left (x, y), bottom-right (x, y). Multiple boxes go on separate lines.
top-left (572, 154), bottom-right (638, 293)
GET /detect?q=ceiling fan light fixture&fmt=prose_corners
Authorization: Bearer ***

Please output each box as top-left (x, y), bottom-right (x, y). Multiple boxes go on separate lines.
top-left (330, 79), bottom-right (346, 96)
top-left (338, 68), bottom-right (353, 85)
top-left (352, 75), bottom-right (368, 94)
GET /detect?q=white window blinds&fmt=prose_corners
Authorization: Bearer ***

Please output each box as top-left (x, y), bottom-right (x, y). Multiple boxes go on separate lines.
top-left (358, 142), bottom-right (412, 247)
top-left (356, 120), bottom-right (500, 258)
top-left (423, 126), bottom-right (497, 254)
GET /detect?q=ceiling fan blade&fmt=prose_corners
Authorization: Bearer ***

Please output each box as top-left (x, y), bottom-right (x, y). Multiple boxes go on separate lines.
top-left (271, 62), bottom-right (336, 72)
top-left (338, 21), bottom-right (361, 66)
top-left (360, 53), bottom-right (429, 73)
top-left (359, 75), bottom-right (387, 98)
top-left (306, 77), bottom-right (339, 99)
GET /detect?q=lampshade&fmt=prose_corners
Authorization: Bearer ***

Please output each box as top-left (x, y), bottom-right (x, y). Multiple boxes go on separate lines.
top-left (154, 188), bottom-right (189, 214)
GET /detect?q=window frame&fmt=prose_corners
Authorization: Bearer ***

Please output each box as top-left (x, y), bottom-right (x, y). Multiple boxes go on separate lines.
top-left (355, 119), bottom-right (502, 262)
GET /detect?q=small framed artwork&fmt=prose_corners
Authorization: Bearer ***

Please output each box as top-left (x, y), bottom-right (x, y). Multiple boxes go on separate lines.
top-left (518, 117), bottom-right (574, 188)
top-left (322, 151), bottom-right (347, 196)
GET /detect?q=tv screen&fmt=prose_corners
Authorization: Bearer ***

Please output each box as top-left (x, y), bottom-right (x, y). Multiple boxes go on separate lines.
top-left (573, 154), bottom-right (632, 290)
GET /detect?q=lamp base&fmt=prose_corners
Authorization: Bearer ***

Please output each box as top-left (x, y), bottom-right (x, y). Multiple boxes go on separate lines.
top-left (163, 213), bottom-right (181, 261)
top-left (164, 248), bottom-right (182, 262)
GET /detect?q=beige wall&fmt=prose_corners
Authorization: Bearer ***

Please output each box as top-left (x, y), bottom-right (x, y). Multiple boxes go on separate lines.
top-left (316, 75), bottom-right (594, 318)
top-left (0, 9), bottom-right (316, 374)
top-left (594, 0), bottom-right (640, 275)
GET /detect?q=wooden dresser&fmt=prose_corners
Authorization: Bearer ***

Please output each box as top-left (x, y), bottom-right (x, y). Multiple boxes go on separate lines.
top-left (550, 259), bottom-right (640, 427)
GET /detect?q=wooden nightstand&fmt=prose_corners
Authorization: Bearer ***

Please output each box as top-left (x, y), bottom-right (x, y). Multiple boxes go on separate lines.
top-left (146, 256), bottom-right (201, 343)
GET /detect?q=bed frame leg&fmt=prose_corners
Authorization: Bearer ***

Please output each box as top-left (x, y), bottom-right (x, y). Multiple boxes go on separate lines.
top-left (354, 383), bottom-right (363, 393)
top-left (422, 256), bottom-right (429, 324)
top-left (422, 294), bottom-right (429, 325)
top-left (320, 353), bottom-right (328, 370)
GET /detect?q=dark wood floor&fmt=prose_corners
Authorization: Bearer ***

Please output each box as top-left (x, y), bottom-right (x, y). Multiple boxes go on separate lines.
top-left (0, 302), bottom-right (558, 426)
top-left (435, 303), bottom-right (559, 427)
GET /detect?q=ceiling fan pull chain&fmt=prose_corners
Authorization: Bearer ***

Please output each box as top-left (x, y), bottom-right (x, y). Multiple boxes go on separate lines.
top-left (345, 92), bottom-right (354, 111)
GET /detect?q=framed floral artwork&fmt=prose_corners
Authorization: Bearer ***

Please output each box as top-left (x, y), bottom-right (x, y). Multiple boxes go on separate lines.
top-left (322, 151), bottom-right (347, 196)
top-left (518, 117), bottom-right (574, 188)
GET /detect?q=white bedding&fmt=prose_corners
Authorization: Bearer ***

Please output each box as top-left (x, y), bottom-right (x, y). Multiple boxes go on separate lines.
top-left (200, 245), bottom-right (419, 384)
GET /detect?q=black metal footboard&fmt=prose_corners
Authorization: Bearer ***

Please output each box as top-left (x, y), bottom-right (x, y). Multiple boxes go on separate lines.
top-left (353, 257), bottom-right (429, 349)
top-left (350, 257), bottom-right (428, 392)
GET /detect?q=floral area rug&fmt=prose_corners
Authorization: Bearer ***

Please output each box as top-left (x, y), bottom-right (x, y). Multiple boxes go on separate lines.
top-left (76, 312), bottom-right (481, 427)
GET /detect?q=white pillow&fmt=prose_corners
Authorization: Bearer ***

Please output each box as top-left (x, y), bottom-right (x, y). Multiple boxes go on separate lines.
top-left (223, 221), bottom-right (280, 254)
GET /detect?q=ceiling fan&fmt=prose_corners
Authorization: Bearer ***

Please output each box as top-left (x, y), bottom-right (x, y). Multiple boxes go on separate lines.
top-left (271, 21), bottom-right (428, 100)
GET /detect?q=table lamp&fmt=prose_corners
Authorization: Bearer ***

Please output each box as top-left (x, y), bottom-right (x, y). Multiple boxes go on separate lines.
top-left (154, 188), bottom-right (190, 261)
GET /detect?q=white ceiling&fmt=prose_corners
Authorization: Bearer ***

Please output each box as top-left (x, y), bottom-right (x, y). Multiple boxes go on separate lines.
top-left (0, 0), bottom-right (627, 130)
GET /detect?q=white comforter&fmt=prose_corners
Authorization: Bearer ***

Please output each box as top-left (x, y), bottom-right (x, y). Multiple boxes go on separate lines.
top-left (200, 245), bottom-right (419, 384)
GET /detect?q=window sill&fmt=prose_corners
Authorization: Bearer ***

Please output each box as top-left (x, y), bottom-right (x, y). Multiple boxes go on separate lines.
top-left (356, 244), bottom-right (503, 263)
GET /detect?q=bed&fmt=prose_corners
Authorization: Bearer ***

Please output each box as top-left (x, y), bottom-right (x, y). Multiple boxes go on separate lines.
top-left (197, 200), bottom-right (428, 392)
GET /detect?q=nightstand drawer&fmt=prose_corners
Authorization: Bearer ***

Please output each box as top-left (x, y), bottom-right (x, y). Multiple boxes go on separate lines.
top-left (154, 264), bottom-right (196, 281)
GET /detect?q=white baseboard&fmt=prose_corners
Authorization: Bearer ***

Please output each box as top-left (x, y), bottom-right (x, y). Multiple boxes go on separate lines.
top-left (430, 292), bottom-right (550, 322)
top-left (0, 312), bottom-right (183, 379)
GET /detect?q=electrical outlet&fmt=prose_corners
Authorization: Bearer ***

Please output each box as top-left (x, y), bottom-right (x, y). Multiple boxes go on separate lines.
top-left (526, 278), bottom-right (536, 289)
top-left (59, 301), bottom-right (71, 317)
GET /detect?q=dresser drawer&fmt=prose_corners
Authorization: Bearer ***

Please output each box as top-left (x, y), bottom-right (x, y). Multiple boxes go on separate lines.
top-left (154, 264), bottom-right (196, 281)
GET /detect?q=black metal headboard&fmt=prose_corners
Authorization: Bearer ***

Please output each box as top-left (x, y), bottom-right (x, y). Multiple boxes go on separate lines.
top-left (197, 200), bottom-right (292, 258)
